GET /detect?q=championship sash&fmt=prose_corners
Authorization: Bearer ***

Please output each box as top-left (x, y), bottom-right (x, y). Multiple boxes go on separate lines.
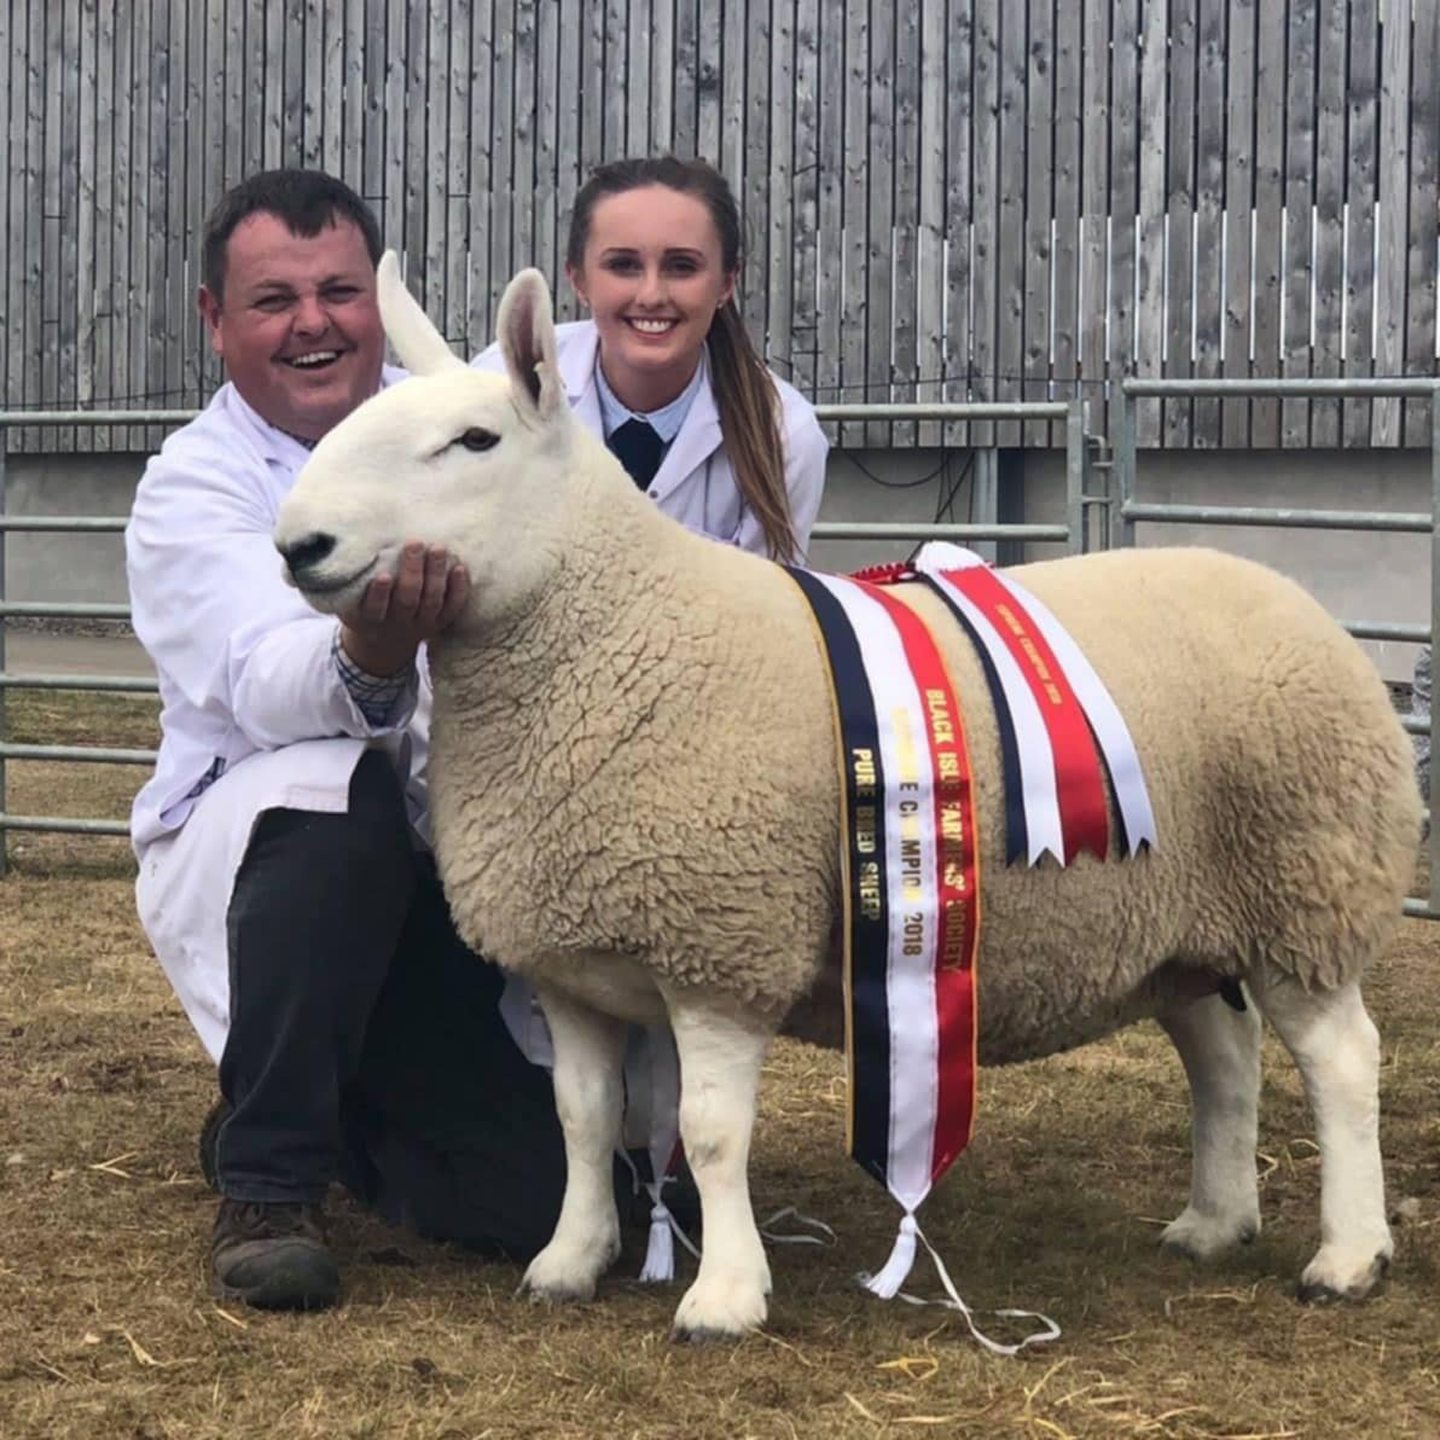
top-left (788, 568), bottom-right (981, 1213)
top-left (790, 568), bottom-right (1057, 1354)
top-left (789, 556), bottom-right (1125, 1352)
top-left (859, 543), bottom-right (1157, 867)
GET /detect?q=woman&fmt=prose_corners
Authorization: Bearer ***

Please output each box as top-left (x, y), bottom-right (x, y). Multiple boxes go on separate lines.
top-left (477, 156), bottom-right (828, 560)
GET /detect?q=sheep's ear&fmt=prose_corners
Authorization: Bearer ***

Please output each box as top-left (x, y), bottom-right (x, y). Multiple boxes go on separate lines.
top-left (376, 251), bottom-right (465, 377)
top-left (497, 268), bottom-right (564, 422)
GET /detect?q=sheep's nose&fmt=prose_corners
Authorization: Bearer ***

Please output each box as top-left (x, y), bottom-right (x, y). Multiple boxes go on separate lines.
top-left (278, 531), bottom-right (337, 576)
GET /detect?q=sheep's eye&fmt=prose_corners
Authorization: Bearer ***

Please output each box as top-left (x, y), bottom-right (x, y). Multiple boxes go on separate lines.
top-left (456, 427), bottom-right (499, 452)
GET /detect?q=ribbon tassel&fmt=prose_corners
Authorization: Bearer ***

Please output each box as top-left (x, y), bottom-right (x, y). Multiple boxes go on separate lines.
top-left (861, 1213), bottom-right (920, 1299)
top-left (639, 1199), bottom-right (677, 1285)
top-left (637, 1178), bottom-right (702, 1286)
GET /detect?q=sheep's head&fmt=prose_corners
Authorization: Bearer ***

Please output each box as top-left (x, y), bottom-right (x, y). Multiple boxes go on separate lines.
top-left (275, 252), bottom-right (578, 620)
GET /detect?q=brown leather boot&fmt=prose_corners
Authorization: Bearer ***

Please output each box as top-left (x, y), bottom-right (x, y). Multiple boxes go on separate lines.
top-left (210, 1198), bottom-right (340, 1311)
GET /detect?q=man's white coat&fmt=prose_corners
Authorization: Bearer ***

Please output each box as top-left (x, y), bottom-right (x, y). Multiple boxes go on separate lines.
top-left (129, 336), bottom-right (827, 1062)
top-left (126, 373), bottom-right (424, 1059)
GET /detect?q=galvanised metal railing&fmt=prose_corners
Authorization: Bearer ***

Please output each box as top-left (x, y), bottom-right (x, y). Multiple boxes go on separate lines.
top-left (810, 399), bottom-right (1096, 549)
top-left (4, 388), bottom-right (1435, 918)
top-left (1112, 378), bottom-right (1440, 919)
top-left (0, 399), bottom-right (1098, 865)
top-left (0, 410), bottom-right (194, 858)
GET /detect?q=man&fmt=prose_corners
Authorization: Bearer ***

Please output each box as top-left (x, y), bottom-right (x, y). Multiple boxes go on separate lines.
top-left (126, 169), bottom-right (588, 1312)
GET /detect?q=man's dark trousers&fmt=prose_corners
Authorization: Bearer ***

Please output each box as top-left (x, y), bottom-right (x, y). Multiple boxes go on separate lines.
top-left (216, 747), bottom-right (582, 1259)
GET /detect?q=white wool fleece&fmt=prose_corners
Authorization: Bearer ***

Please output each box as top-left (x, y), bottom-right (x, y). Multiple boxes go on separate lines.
top-left (424, 524), bottom-right (1420, 1064)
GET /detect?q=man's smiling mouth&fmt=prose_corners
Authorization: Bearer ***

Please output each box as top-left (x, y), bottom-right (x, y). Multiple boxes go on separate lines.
top-left (283, 350), bottom-right (343, 370)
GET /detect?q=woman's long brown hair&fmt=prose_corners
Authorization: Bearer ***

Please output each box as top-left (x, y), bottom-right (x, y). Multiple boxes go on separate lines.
top-left (565, 156), bottom-right (799, 563)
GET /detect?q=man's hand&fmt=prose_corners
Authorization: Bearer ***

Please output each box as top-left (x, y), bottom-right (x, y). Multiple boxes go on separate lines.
top-left (339, 542), bottom-right (470, 676)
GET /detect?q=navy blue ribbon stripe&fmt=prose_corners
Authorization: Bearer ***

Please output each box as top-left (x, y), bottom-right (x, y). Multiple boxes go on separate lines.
top-left (788, 568), bottom-right (892, 1183)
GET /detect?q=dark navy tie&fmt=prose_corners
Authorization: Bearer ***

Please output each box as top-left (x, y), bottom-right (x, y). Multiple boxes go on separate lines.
top-left (607, 418), bottom-right (666, 491)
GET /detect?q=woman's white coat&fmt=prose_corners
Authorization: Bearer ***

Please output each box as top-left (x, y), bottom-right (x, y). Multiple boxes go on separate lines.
top-left (473, 319), bottom-right (827, 556)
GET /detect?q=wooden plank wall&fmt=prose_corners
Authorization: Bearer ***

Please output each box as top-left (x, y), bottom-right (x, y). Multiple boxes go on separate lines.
top-left (2, 0), bottom-right (1438, 453)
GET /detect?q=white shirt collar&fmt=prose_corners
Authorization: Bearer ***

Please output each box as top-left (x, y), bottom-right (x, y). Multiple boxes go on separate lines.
top-left (594, 355), bottom-right (705, 444)
top-left (226, 363), bottom-right (407, 465)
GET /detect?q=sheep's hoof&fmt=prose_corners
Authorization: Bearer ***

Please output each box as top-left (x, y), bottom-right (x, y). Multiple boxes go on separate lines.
top-left (518, 1273), bottom-right (596, 1305)
top-left (519, 1236), bottom-right (618, 1304)
top-left (1297, 1247), bottom-right (1391, 1304)
top-left (1159, 1205), bottom-right (1260, 1262)
top-left (670, 1270), bottom-right (770, 1341)
top-left (670, 1323), bottom-right (748, 1346)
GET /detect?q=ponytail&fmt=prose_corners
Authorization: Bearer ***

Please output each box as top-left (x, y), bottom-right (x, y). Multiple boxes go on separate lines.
top-left (707, 303), bottom-right (798, 563)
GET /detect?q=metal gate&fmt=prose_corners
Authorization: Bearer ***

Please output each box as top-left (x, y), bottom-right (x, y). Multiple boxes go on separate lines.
top-left (2, 386), bottom-right (1434, 918)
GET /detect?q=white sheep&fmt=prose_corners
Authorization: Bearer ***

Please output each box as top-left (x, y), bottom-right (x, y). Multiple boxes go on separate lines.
top-left (274, 255), bottom-right (1422, 1341)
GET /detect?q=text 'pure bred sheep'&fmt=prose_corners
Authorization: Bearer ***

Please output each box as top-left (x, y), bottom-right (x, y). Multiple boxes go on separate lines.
top-left (274, 252), bottom-right (1422, 1341)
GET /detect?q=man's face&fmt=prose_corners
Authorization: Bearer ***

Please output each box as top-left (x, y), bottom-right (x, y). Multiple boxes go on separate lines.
top-left (198, 212), bottom-right (384, 442)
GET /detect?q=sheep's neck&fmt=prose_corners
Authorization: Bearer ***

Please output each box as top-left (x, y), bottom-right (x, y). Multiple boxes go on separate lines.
top-left (426, 525), bottom-right (720, 779)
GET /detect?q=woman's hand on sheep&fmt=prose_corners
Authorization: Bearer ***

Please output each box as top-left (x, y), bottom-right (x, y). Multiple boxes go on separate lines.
top-left (339, 541), bottom-right (470, 676)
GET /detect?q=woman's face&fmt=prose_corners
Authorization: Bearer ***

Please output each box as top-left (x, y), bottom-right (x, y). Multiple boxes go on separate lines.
top-left (567, 185), bottom-right (736, 410)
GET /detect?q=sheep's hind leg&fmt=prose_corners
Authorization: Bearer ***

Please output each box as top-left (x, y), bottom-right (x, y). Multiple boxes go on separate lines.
top-left (519, 984), bottom-right (626, 1303)
top-left (1248, 977), bottom-right (1392, 1301)
top-left (1156, 989), bottom-right (1263, 1260)
top-left (662, 989), bottom-right (773, 1342)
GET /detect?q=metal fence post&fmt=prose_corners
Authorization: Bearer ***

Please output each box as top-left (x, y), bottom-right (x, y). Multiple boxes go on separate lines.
top-left (1065, 397), bottom-right (1087, 554)
top-left (0, 426), bottom-right (7, 876)
top-left (1431, 385), bottom-right (1440, 916)
top-left (1114, 384), bottom-right (1137, 548)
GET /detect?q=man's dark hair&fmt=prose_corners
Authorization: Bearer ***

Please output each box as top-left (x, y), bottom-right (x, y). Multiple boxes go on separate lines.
top-left (201, 168), bottom-right (382, 300)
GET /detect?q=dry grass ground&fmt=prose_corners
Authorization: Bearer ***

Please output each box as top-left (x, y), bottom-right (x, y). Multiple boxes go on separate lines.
top-left (0, 693), bottom-right (1436, 1439)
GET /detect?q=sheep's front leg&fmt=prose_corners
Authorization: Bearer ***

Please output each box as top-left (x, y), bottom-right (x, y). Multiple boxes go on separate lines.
top-left (1248, 977), bottom-right (1393, 1301)
top-left (662, 990), bottom-right (773, 1341)
top-left (519, 984), bottom-right (626, 1303)
top-left (1156, 989), bottom-right (1263, 1259)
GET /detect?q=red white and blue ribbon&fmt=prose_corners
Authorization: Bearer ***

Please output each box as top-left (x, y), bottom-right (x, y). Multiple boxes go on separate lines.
top-left (787, 567), bottom-right (978, 1208)
top-left (788, 562), bottom-right (1063, 1351)
top-left (863, 542), bottom-right (1157, 867)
